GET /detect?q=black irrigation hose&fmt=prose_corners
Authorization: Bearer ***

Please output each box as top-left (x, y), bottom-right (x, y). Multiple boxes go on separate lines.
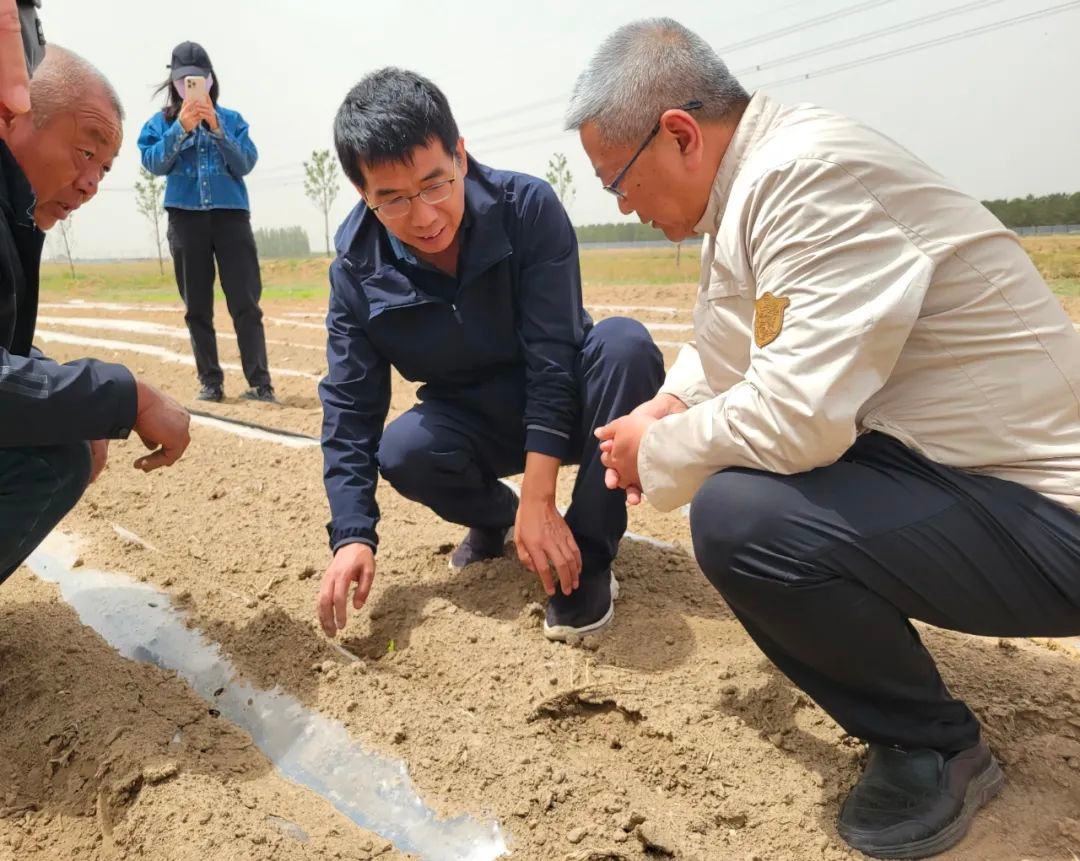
top-left (187, 408), bottom-right (320, 443)
top-left (189, 410), bottom-right (691, 554)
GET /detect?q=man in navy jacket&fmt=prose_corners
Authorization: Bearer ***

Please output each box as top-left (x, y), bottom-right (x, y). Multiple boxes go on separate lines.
top-left (318, 68), bottom-right (663, 641)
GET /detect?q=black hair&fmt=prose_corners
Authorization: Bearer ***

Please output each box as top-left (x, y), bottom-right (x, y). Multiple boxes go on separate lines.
top-left (333, 67), bottom-right (459, 190)
top-left (154, 69), bottom-right (220, 123)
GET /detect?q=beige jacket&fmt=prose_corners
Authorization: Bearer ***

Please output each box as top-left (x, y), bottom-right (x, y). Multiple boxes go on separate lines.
top-left (639, 92), bottom-right (1080, 513)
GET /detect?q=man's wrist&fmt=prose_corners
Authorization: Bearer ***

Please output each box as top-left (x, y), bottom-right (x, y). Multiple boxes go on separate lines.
top-left (335, 540), bottom-right (374, 555)
top-left (135, 379), bottom-right (151, 419)
top-left (521, 451), bottom-right (560, 503)
top-left (657, 392), bottom-right (689, 416)
top-left (519, 489), bottom-right (555, 509)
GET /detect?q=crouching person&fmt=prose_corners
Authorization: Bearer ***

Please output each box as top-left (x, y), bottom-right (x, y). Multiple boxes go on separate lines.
top-left (317, 68), bottom-right (663, 643)
top-left (575, 18), bottom-right (1080, 860)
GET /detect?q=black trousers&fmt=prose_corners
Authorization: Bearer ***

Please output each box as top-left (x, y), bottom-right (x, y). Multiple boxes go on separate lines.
top-left (167, 208), bottom-right (271, 388)
top-left (690, 432), bottom-right (1080, 754)
top-left (376, 317), bottom-right (665, 579)
top-left (0, 443), bottom-right (90, 586)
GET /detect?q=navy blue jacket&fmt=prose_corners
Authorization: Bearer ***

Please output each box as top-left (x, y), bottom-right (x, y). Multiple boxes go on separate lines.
top-left (0, 142), bottom-right (137, 446)
top-left (320, 158), bottom-right (590, 551)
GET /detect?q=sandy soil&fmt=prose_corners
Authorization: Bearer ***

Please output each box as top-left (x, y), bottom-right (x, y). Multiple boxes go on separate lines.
top-left (4, 287), bottom-right (1079, 861)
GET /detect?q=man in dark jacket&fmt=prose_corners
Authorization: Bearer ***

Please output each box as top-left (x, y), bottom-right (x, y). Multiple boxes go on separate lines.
top-left (318, 68), bottom-right (663, 641)
top-left (0, 45), bottom-right (191, 588)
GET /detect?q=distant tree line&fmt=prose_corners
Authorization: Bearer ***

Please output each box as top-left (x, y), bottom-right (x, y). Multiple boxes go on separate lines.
top-left (254, 226), bottom-right (311, 258)
top-left (574, 222), bottom-right (670, 243)
top-left (573, 193), bottom-right (1080, 243)
top-left (982, 192), bottom-right (1080, 228)
top-left (245, 192), bottom-right (1080, 258)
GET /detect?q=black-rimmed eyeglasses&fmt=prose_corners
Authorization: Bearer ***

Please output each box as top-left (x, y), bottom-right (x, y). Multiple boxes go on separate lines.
top-left (370, 160), bottom-right (458, 219)
top-left (603, 100), bottom-right (704, 199)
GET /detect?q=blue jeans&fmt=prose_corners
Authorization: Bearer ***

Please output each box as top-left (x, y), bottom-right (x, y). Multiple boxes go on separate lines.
top-left (0, 443), bottom-right (91, 585)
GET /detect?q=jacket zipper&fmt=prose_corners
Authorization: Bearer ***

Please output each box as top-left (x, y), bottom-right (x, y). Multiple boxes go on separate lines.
top-left (343, 248), bottom-right (515, 326)
top-left (343, 254), bottom-right (464, 323)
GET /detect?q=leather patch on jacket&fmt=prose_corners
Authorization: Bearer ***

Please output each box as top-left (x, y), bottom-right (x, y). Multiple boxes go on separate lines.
top-left (754, 292), bottom-right (790, 348)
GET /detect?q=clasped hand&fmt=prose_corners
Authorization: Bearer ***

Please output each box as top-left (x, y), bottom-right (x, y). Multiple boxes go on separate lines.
top-left (595, 394), bottom-right (688, 505)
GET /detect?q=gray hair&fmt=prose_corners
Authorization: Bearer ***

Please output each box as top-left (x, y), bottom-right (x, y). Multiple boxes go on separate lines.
top-left (566, 18), bottom-right (748, 146)
top-left (30, 45), bottom-right (124, 128)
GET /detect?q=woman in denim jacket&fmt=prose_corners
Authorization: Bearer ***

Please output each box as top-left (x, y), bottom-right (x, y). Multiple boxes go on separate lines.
top-left (137, 41), bottom-right (275, 403)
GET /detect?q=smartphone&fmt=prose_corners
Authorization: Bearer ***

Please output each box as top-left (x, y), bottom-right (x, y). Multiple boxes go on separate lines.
top-left (184, 75), bottom-right (209, 104)
top-left (19, 0), bottom-right (46, 77)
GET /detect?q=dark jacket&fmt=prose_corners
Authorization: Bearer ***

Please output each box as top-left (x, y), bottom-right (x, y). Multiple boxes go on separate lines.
top-left (320, 158), bottom-right (590, 551)
top-left (0, 141), bottom-right (137, 446)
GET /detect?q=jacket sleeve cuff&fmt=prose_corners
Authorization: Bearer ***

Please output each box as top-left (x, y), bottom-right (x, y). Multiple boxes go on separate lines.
top-left (525, 426), bottom-right (570, 460)
top-left (638, 418), bottom-right (699, 513)
top-left (165, 120), bottom-right (190, 155)
top-left (327, 522), bottom-right (379, 553)
top-left (331, 537), bottom-right (377, 555)
top-left (105, 363), bottom-right (139, 439)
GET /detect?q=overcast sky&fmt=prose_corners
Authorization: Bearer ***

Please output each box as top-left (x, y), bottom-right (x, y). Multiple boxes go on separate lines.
top-left (43, 0), bottom-right (1080, 260)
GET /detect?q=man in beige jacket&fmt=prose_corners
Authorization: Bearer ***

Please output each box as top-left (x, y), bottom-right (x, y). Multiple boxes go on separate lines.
top-left (569, 17), bottom-right (1080, 860)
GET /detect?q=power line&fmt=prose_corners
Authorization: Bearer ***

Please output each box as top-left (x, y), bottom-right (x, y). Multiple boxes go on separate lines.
top-left (99, 171), bottom-right (307, 196)
top-left (732, 0), bottom-right (1013, 76)
top-left (463, 0), bottom-right (897, 129)
top-left (472, 129), bottom-right (575, 156)
top-left (472, 0), bottom-right (970, 151)
top-left (259, 165), bottom-right (307, 176)
top-left (477, 1), bottom-right (1077, 155)
top-left (716, 0), bottom-right (897, 53)
top-left (470, 116), bottom-right (570, 148)
top-left (469, 0), bottom-right (979, 148)
top-left (758, 0), bottom-right (1080, 88)
top-left (464, 95), bottom-right (564, 130)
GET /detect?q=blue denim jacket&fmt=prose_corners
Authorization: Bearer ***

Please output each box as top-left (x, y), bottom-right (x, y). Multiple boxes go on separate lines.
top-left (137, 106), bottom-right (258, 211)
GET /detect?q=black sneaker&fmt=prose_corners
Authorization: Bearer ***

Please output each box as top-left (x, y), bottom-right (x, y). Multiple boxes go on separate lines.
top-left (837, 740), bottom-right (1004, 859)
top-left (543, 570), bottom-right (620, 641)
top-left (449, 526), bottom-right (511, 571)
top-left (240, 384), bottom-right (277, 403)
top-left (196, 383), bottom-right (223, 402)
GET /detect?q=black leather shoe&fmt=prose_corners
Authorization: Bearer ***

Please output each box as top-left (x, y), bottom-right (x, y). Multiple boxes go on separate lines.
top-left (196, 383), bottom-right (223, 402)
top-left (838, 740), bottom-right (1004, 859)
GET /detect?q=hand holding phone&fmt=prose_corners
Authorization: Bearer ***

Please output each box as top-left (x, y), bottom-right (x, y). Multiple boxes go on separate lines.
top-left (178, 98), bottom-right (203, 133)
top-left (180, 75), bottom-right (218, 133)
top-left (184, 75), bottom-right (209, 105)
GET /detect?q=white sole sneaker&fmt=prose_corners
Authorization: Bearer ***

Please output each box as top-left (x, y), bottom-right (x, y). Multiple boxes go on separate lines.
top-left (543, 571), bottom-right (620, 642)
